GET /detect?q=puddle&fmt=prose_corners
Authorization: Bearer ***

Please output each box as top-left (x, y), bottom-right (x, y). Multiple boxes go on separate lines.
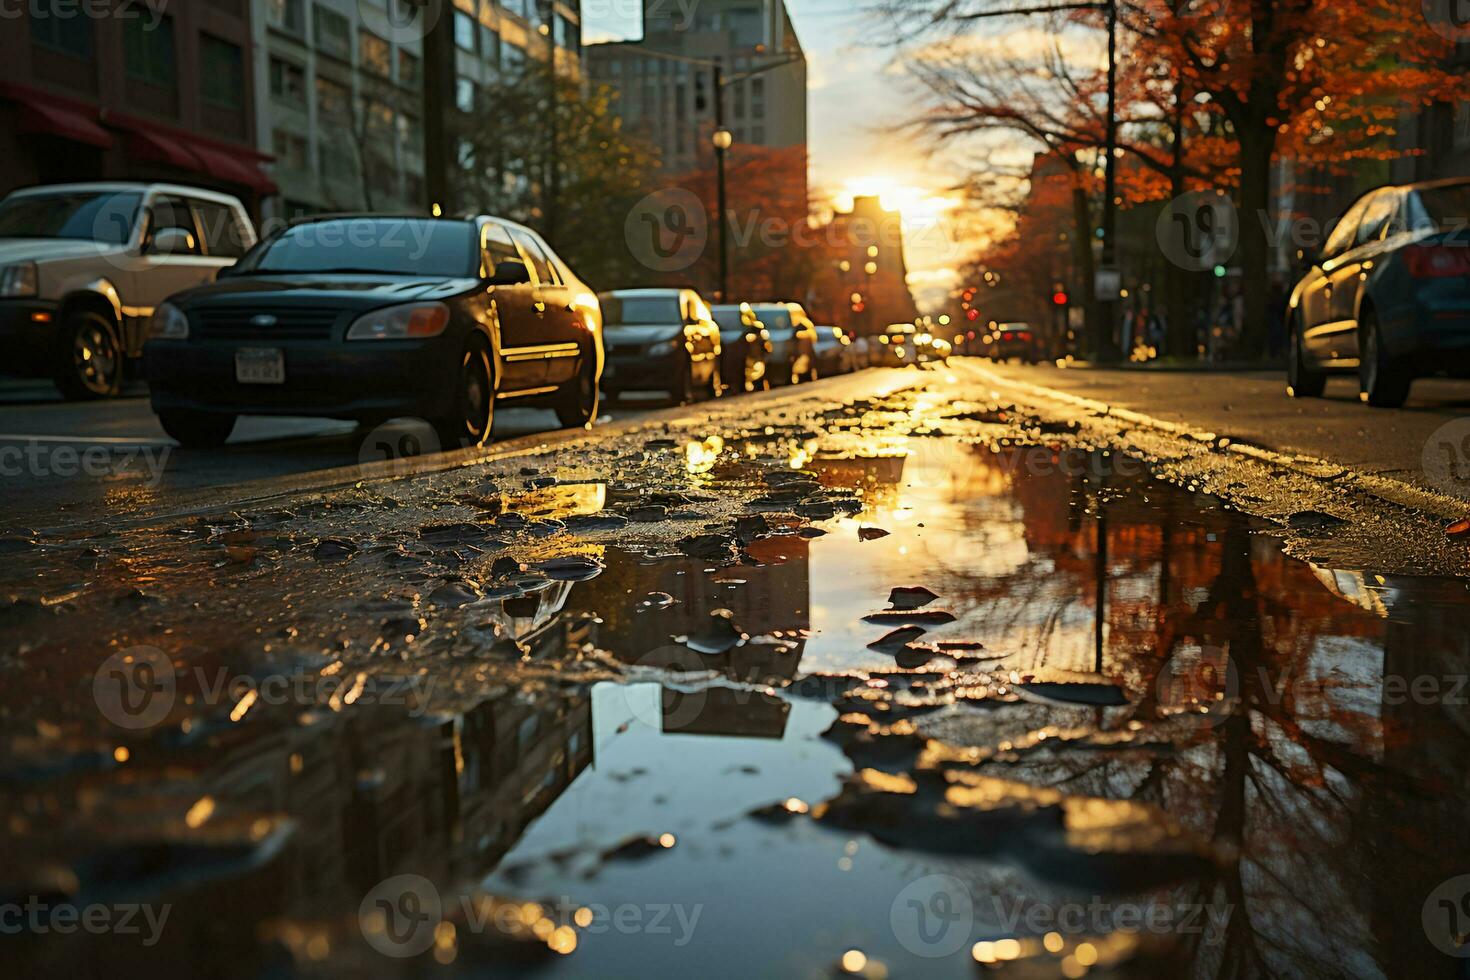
top-left (4, 413), bottom-right (1470, 978)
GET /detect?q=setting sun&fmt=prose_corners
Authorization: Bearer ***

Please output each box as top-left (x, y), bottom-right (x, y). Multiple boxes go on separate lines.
top-left (837, 176), bottom-right (956, 225)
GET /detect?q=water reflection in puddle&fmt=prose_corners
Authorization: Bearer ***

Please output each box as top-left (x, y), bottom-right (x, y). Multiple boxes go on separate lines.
top-left (7, 438), bottom-right (1470, 978)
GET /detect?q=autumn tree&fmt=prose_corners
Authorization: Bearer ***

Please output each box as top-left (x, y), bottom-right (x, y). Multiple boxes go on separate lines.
top-left (453, 69), bottom-right (662, 289)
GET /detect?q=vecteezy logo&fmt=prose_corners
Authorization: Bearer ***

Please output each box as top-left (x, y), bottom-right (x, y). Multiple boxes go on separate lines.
top-left (890, 874), bottom-right (974, 958)
top-left (1421, 417), bottom-right (1470, 494)
top-left (359, 0), bottom-right (444, 45)
top-left (625, 188), bottom-right (708, 273)
top-left (360, 874), bottom-right (442, 958)
top-left (250, 314), bottom-right (277, 328)
top-left (1424, 0), bottom-right (1470, 42)
top-left (1423, 874), bottom-right (1470, 957)
top-left (93, 646), bottom-right (176, 729)
top-left (1156, 190), bottom-right (1239, 272)
top-left (358, 417), bottom-right (442, 475)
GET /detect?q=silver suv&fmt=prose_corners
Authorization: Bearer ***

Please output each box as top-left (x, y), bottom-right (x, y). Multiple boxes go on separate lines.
top-left (0, 182), bottom-right (256, 399)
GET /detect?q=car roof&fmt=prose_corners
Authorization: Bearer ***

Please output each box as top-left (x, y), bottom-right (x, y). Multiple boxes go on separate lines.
top-left (4, 181), bottom-right (244, 206)
top-left (1402, 176), bottom-right (1470, 193)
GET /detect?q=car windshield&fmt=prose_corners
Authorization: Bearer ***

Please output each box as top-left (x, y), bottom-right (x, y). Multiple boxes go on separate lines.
top-left (753, 310), bottom-right (794, 335)
top-left (247, 219), bottom-right (477, 276)
top-left (712, 308), bottom-right (753, 331)
top-left (1411, 184), bottom-right (1470, 233)
top-left (0, 191), bottom-right (142, 245)
top-left (601, 294), bottom-right (681, 324)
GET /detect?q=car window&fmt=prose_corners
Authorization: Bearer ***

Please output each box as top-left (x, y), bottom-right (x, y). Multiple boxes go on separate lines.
top-left (248, 219), bottom-right (477, 276)
top-left (1355, 191), bottom-right (1397, 246)
top-left (529, 231), bottom-right (569, 285)
top-left (755, 310), bottom-right (794, 334)
top-left (148, 195), bottom-right (201, 254)
top-left (0, 190), bottom-right (141, 244)
top-left (1322, 195), bottom-right (1371, 258)
top-left (191, 200), bottom-right (248, 258)
top-left (1407, 184), bottom-right (1470, 234)
top-left (510, 229), bottom-right (554, 286)
top-left (482, 221), bottom-right (525, 276)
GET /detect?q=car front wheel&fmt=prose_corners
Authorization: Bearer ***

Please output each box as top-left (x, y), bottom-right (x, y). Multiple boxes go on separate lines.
top-left (554, 358), bottom-right (600, 429)
top-left (1287, 316), bottom-right (1326, 398)
top-left (1358, 309), bottom-right (1411, 407)
top-left (158, 409), bottom-right (236, 448)
top-left (433, 339), bottom-right (495, 448)
top-left (55, 310), bottom-right (124, 400)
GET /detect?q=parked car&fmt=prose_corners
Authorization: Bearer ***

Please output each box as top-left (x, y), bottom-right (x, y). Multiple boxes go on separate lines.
top-left (746, 302), bottom-right (818, 384)
top-left (143, 214), bottom-right (602, 448)
top-left (711, 302), bottom-right (772, 393)
top-left (0, 181), bottom-right (256, 399)
top-left (877, 324), bottom-right (917, 366)
top-left (1288, 176), bottom-right (1470, 406)
top-left (598, 288), bottom-right (722, 403)
top-left (813, 325), bottom-right (855, 376)
top-left (990, 322), bottom-right (1039, 363)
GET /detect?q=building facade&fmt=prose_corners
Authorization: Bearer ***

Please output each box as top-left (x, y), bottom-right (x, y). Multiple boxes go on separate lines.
top-left (585, 0), bottom-right (806, 177)
top-left (252, 0), bottom-right (581, 220)
top-left (0, 0), bottom-right (274, 214)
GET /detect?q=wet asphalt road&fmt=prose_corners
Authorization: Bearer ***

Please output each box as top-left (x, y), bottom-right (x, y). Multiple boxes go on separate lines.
top-left (4, 360), bottom-right (1470, 977)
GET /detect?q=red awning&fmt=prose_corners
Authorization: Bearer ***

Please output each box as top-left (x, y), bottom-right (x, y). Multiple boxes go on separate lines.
top-left (127, 128), bottom-right (202, 171)
top-left (15, 101), bottom-right (113, 149)
top-left (188, 142), bottom-right (278, 195)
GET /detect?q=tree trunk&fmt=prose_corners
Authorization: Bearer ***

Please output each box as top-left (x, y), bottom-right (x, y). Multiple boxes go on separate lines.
top-left (1164, 76), bottom-right (1195, 360)
top-left (1235, 128), bottom-right (1275, 359)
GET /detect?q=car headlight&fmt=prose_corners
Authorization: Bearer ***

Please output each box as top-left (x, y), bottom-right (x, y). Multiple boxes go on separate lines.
top-left (648, 338), bottom-right (680, 356)
top-left (346, 302), bottom-right (450, 340)
top-left (150, 302), bottom-right (189, 339)
top-left (0, 262), bottom-right (38, 298)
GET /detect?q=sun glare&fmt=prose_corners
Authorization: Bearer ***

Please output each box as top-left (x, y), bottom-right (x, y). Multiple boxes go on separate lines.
top-left (838, 176), bottom-right (955, 226)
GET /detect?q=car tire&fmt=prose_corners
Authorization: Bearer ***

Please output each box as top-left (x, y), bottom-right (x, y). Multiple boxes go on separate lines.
top-left (55, 310), bottom-right (124, 400)
top-left (1358, 308), bottom-right (1411, 408)
top-left (433, 337), bottom-right (495, 448)
top-left (158, 409), bottom-right (236, 448)
top-left (669, 359), bottom-right (696, 406)
top-left (1287, 315), bottom-right (1326, 398)
top-left (554, 358), bottom-right (600, 429)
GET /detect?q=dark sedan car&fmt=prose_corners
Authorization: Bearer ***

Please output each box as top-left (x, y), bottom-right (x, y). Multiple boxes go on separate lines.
top-left (747, 302), bottom-right (818, 385)
top-left (1289, 177), bottom-right (1470, 406)
top-left (711, 303), bottom-right (772, 393)
top-left (144, 215), bottom-right (602, 447)
top-left (597, 288), bottom-right (722, 403)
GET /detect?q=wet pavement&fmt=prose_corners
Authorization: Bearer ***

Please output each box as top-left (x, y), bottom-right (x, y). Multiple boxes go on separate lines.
top-left (4, 373), bottom-right (1470, 978)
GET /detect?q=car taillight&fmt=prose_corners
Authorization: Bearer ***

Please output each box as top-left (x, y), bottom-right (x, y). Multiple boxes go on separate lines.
top-left (1018, 331), bottom-right (1032, 342)
top-left (1002, 331), bottom-right (1014, 341)
top-left (1403, 244), bottom-right (1470, 279)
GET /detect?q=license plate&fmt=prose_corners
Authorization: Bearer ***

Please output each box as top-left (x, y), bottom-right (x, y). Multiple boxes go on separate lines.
top-left (235, 348), bottom-right (285, 384)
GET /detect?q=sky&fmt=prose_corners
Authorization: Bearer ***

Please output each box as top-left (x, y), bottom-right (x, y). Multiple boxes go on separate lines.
top-left (580, 0), bottom-right (976, 308)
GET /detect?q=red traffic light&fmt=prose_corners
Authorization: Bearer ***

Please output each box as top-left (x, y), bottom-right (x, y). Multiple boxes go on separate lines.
top-left (1052, 291), bottom-right (1068, 306)
top-left (966, 309), bottom-right (980, 321)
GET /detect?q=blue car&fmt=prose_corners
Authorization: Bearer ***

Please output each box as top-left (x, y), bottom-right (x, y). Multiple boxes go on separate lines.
top-left (1288, 177), bottom-right (1470, 406)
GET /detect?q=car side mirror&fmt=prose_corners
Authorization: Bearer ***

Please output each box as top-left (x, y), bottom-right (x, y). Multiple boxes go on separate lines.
top-left (488, 260), bottom-right (531, 285)
top-left (149, 227), bottom-right (197, 255)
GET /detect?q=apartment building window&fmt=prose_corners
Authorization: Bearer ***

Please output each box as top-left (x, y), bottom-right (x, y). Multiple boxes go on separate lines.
top-left (200, 35), bottom-right (244, 109)
top-left (398, 49), bottom-right (421, 90)
top-left (316, 76), bottom-right (352, 124)
top-left (124, 10), bottom-right (176, 86)
top-left (751, 78), bottom-right (765, 118)
top-left (400, 113), bottom-right (422, 153)
top-left (319, 142), bottom-right (355, 181)
top-left (503, 0), bottom-right (529, 21)
top-left (480, 25), bottom-right (500, 66)
top-left (272, 128), bottom-right (309, 170)
top-left (453, 12), bottom-right (477, 53)
top-left (554, 14), bottom-right (576, 49)
top-left (30, 8), bottom-right (93, 58)
top-left (360, 29), bottom-right (391, 76)
top-left (751, 125), bottom-right (765, 144)
top-left (313, 5), bottom-right (351, 60)
top-left (734, 81), bottom-right (745, 119)
top-left (265, 0), bottom-right (305, 35)
top-left (270, 57), bottom-right (307, 107)
top-left (503, 42), bottom-right (525, 72)
top-left (455, 77), bottom-right (477, 113)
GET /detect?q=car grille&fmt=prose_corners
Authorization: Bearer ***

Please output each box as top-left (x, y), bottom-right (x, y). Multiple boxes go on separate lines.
top-left (608, 343), bottom-right (645, 357)
top-left (191, 307), bottom-right (341, 341)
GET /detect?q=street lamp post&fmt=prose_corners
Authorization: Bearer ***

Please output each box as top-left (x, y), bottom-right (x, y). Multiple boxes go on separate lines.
top-left (713, 115), bottom-right (733, 303)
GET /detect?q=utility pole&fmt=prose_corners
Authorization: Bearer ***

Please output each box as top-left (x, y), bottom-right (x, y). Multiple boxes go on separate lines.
top-left (712, 63), bottom-right (730, 303)
top-left (540, 0), bottom-right (560, 241)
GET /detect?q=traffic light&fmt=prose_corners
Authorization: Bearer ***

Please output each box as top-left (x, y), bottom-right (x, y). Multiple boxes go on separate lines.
top-left (1052, 291), bottom-right (1068, 306)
